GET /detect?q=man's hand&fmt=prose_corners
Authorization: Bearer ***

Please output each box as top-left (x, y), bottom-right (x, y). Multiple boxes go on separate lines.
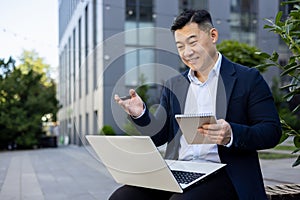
top-left (198, 119), bottom-right (232, 145)
top-left (114, 89), bottom-right (144, 117)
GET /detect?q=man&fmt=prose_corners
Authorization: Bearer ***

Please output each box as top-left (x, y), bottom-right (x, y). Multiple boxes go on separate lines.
top-left (112, 9), bottom-right (281, 199)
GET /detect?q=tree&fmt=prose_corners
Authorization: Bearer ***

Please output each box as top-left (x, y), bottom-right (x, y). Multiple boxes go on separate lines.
top-left (0, 57), bottom-right (17, 149)
top-left (256, 0), bottom-right (300, 166)
top-left (0, 50), bottom-right (60, 149)
top-left (217, 40), bottom-right (267, 72)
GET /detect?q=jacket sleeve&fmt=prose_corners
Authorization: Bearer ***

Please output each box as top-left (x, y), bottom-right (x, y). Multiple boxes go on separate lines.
top-left (229, 69), bottom-right (282, 150)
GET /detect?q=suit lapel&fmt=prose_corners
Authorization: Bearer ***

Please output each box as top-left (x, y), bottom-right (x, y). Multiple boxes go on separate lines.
top-left (164, 71), bottom-right (190, 160)
top-left (166, 58), bottom-right (236, 159)
top-left (172, 71), bottom-right (190, 113)
top-left (217, 57), bottom-right (237, 119)
top-left (172, 57), bottom-right (237, 119)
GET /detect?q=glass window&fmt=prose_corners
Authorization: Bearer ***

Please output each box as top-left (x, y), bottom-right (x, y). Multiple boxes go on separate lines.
top-left (139, 23), bottom-right (154, 46)
top-left (125, 0), bottom-right (155, 86)
top-left (139, 0), bottom-right (153, 22)
top-left (93, 110), bottom-right (98, 135)
top-left (230, 0), bottom-right (258, 46)
top-left (125, 22), bottom-right (138, 45)
top-left (124, 48), bottom-right (155, 86)
top-left (126, 0), bottom-right (137, 21)
top-left (139, 49), bottom-right (154, 82)
top-left (125, 48), bottom-right (138, 86)
top-left (179, 0), bottom-right (208, 12)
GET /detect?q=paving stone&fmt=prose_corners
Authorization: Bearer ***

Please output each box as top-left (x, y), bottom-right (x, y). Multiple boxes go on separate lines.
top-left (0, 145), bottom-right (299, 200)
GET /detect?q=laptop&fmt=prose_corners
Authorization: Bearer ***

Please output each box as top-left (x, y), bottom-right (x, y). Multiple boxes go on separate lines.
top-left (86, 135), bottom-right (225, 193)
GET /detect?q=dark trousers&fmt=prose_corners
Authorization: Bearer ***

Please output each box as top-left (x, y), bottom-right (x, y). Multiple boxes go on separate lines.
top-left (109, 168), bottom-right (238, 200)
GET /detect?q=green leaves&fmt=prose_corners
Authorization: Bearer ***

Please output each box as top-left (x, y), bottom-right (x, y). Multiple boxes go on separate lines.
top-left (265, 2), bottom-right (300, 54)
top-left (254, 52), bottom-right (280, 72)
top-left (0, 50), bottom-right (59, 149)
top-left (261, 0), bottom-right (300, 167)
top-left (0, 57), bottom-right (16, 79)
top-left (292, 156), bottom-right (300, 167)
top-left (291, 136), bottom-right (300, 167)
top-left (217, 40), bottom-right (267, 72)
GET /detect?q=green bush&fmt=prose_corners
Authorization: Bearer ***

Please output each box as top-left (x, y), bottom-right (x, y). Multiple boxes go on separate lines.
top-left (217, 40), bottom-right (267, 72)
top-left (15, 132), bottom-right (39, 149)
top-left (257, 0), bottom-right (300, 167)
top-left (100, 125), bottom-right (116, 135)
top-left (123, 122), bottom-right (141, 136)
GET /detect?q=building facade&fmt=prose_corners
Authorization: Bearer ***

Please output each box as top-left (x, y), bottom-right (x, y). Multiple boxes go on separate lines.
top-left (58, 0), bottom-right (285, 145)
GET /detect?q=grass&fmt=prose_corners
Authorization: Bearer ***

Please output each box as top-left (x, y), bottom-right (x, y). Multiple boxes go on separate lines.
top-left (258, 144), bottom-right (299, 160)
top-left (273, 145), bottom-right (297, 151)
top-left (258, 152), bottom-right (298, 160)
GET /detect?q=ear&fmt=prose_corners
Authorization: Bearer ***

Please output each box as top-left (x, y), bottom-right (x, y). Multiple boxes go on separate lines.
top-left (210, 28), bottom-right (218, 44)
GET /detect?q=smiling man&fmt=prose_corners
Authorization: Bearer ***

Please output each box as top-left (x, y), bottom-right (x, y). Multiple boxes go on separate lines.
top-left (113, 9), bottom-right (282, 200)
top-left (175, 20), bottom-right (218, 83)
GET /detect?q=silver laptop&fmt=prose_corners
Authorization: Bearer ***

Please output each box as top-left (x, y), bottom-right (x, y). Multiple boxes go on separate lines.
top-left (86, 135), bottom-right (225, 193)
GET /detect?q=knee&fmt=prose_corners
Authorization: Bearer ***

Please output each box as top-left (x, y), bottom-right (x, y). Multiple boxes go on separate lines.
top-left (108, 185), bottom-right (143, 200)
top-left (109, 186), bottom-right (125, 200)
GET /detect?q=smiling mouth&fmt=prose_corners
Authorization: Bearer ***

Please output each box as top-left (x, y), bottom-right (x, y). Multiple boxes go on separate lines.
top-left (187, 57), bottom-right (198, 63)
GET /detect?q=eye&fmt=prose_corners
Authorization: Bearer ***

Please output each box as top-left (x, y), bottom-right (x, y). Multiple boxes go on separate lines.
top-left (177, 45), bottom-right (184, 50)
top-left (190, 40), bottom-right (197, 46)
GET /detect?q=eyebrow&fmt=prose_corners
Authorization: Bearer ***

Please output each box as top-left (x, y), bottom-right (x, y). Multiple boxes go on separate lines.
top-left (176, 34), bottom-right (197, 44)
top-left (187, 35), bottom-right (197, 41)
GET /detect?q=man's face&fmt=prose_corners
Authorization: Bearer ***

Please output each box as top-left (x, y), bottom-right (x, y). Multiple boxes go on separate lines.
top-left (174, 22), bottom-right (218, 72)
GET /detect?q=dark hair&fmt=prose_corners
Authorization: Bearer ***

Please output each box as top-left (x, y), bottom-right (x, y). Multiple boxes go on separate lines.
top-left (171, 9), bottom-right (214, 33)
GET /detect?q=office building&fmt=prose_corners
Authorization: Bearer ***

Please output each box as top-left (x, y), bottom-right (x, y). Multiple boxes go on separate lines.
top-left (58, 0), bottom-right (287, 145)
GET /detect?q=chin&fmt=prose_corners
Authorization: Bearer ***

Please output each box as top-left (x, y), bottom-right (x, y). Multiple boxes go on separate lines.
top-left (190, 64), bottom-right (201, 71)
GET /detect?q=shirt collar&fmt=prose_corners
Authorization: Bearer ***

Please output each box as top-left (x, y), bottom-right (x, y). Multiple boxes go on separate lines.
top-left (188, 53), bottom-right (222, 84)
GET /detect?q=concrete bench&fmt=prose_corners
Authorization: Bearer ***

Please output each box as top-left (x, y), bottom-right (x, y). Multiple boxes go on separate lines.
top-left (265, 184), bottom-right (300, 200)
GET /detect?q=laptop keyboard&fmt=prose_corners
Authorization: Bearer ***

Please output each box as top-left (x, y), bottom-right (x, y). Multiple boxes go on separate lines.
top-left (171, 170), bottom-right (205, 184)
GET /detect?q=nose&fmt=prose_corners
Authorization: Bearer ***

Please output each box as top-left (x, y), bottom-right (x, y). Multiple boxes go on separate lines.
top-left (183, 46), bottom-right (193, 58)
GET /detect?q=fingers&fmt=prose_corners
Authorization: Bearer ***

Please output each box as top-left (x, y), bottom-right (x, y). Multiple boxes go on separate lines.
top-left (129, 89), bottom-right (136, 97)
top-left (114, 89), bottom-right (145, 117)
top-left (114, 94), bottom-right (121, 103)
top-left (201, 123), bottom-right (221, 131)
top-left (114, 89), bottom-right (136, 104)
top-left (198, 119), bottom-right (231, 145)
top-left (200, 120), bottom-right (228, 134)
top-left (201, 119), bottom-right (224, 129)
top-left (198, 128), bottom-right (225, 145)
top-left (119, 95), bottom-right (131, 101)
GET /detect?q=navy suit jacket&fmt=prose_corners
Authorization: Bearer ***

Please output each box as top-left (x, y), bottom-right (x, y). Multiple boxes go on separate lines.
top-left (132, 56), bottom-right (282, 199)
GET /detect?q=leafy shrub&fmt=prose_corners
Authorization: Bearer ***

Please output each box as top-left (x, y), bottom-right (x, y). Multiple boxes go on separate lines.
top-left (257, 0), bottom-right (300, 166)
top-left (100, 125), bottom-right (116, 135)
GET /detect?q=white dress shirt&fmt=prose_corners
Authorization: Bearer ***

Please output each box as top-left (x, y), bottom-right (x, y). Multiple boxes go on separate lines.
top-left (178, 53), bottom-right (222, 163)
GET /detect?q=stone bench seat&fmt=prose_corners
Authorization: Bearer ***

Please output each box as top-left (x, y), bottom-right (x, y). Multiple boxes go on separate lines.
top-left (266, 184), bottom-right (300, 200)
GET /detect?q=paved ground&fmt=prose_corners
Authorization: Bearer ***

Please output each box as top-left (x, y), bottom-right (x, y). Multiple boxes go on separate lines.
top-left (0, 146), bottom-right (120, 200)
top-left (0, 145), bottom-right (299, 200)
